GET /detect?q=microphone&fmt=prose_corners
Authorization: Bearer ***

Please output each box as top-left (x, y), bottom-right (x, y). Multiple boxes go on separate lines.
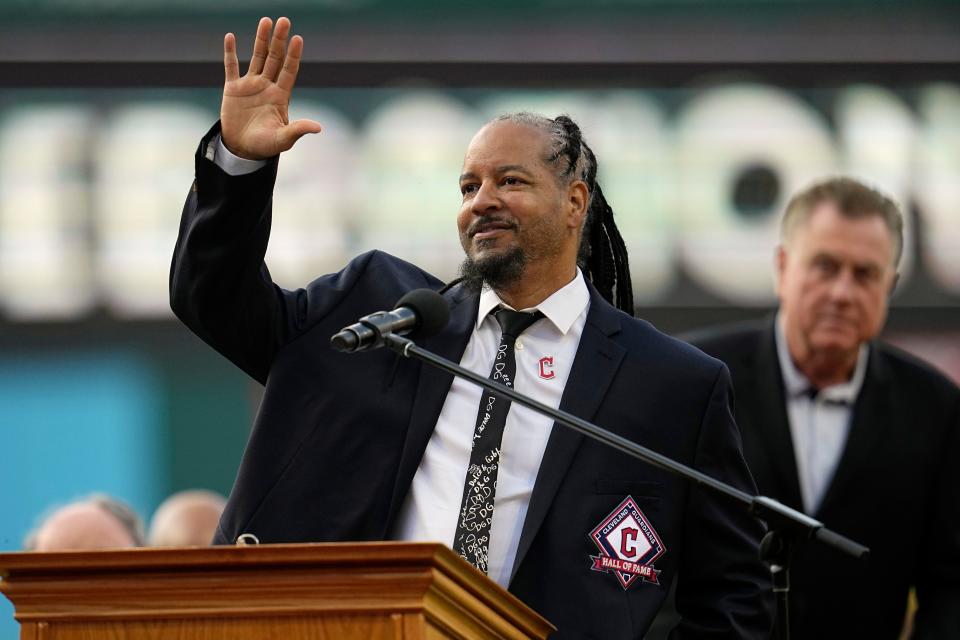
top-left (330, 288), bottom-right (450, 353)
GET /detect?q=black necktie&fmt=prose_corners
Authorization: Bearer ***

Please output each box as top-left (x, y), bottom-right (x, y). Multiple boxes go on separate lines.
top-left (454, 307), bottom-right (544, 573)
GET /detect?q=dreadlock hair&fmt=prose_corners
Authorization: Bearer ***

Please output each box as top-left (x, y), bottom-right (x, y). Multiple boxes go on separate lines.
top-left (492, 112), bottom-right (635, 315)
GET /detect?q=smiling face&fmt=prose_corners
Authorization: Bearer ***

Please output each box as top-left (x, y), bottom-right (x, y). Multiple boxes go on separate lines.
top-left (777, 200), bottom-right (898, 377)
top-left (457, 120), bottom-right (587, 297)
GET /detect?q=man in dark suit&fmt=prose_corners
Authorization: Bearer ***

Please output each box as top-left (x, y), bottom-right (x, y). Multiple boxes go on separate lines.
top-left (170, 16), bottom-right (773, 637)
top-left (690, 177), bottom-right (960, 639)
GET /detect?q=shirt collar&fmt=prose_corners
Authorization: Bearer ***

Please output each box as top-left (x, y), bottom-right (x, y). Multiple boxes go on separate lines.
top-left (476, 268), bottom-right (590, 335)
top-left (775, 312), bottom-right (868, 404)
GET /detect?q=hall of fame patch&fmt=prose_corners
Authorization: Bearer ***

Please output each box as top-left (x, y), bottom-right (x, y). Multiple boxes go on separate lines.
top-left (589, 496), bottom-right (665, 590)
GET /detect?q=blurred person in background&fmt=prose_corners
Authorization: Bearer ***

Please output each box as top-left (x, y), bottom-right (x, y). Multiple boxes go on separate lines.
top-left (689, 177), bottom-right (960, 639)
top-left (148, 489), bottom-right (226, 547)
top-left (169, 16), bottom-right (773, 638)
top-left (24, 494), bottom-right (146, 552)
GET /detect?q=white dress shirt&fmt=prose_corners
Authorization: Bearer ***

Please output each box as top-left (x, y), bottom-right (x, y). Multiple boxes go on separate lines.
top-left (775, 315), bottom-right (868, 515)
top-left (394, 272), bottom-right (591, 587)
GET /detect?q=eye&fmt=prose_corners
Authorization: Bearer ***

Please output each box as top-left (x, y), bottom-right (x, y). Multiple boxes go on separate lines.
top-left (502, 176), bottom-right (525, 186)
top-left (854, 265), bottom-right (882, 284)
top-left (460, 183), bottom-right (478, 196)
top-left (811, 255), bottom-right (840, 278)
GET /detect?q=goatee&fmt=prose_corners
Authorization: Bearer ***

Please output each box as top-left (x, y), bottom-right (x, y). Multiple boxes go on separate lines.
top-left (457, 245), bottom-right (527, 295)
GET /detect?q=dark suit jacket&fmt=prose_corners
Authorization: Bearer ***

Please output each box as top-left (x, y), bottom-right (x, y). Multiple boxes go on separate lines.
top-left (170, 124), bottom-right (773, 638)
top-left (690, 320), bottom-right (960, 640)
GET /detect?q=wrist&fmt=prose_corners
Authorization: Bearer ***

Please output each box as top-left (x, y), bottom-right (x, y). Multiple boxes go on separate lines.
top-left (220, 137), bottom-right (263, 162)
top-left (213, 134), bottom-right (268, 176)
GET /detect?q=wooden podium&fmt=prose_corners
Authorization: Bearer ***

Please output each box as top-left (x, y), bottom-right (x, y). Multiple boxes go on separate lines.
top-left (0, 542), bottom-right (554, 639)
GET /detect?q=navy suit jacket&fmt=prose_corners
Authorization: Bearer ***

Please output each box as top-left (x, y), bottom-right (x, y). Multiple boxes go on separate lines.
top-left (170, 124), bottom-right (773, 639)
top-left (690, 320), bottom-right (960, 640)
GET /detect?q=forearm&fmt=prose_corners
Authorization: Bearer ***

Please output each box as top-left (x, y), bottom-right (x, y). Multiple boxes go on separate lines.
top-left (170, 122), bottom-right (283, 383)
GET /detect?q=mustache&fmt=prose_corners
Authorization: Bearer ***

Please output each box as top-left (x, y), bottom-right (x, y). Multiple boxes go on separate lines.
top-left (465, 215), bottom-right (517, 237)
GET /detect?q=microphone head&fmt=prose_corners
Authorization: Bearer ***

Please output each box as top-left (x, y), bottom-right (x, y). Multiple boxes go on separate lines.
top-left (330, 329), bottom-right (360, 352)
top-left (395, 288), bottom-right (450, 339)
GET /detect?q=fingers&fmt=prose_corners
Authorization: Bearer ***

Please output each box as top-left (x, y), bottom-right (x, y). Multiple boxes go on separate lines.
top-left (246, 17), bottom-right (272, 76)
top-left (261, 17), bottom-right (291, 82)
top-left (223, 33), bottom-right (240, 83)
top-left (290, 119), bottom-right (323, 137)
top-left (276, 35), bottom-right (304, 93)
top-left (277, 119), bottom-right (323, 151)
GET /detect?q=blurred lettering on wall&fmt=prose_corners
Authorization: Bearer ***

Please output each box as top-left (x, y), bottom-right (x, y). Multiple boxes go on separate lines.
top-left (0, 82), bottom-right (958, 321)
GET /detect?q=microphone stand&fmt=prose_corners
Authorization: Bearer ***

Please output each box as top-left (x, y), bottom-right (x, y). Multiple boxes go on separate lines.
top-left (382, 333), bottom-right (868, 640)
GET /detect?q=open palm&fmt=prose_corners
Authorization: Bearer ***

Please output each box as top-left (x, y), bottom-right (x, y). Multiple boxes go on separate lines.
top-left (220, 17), bottom-right (322, 160)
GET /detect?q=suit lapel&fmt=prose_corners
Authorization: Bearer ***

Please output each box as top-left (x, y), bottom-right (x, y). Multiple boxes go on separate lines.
top-left (816, 344), bottom-right (889, 519)
top-left (384, 288), bottom-right (478, 533)
top-left (754, 321), bottom-right (805, 510)
top-left (509, 288), bottom-right (625, 583)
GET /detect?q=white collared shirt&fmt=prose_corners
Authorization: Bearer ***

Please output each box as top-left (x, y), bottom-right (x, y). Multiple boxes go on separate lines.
top-left (393, 271), bottom-right (591, 587)
top-left (775, 314), bottom-right (868, 515)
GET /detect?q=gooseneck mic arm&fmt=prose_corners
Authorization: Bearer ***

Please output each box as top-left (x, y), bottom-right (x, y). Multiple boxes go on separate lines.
top-left (382, 332), bottom-right (868, 558)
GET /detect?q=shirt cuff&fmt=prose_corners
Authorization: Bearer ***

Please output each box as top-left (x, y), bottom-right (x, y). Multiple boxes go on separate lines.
top-left (206, 134), bottom-right (268, 176)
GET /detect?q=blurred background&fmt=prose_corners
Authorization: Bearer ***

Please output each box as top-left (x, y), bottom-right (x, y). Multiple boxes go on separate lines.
top-left (0, 0), bottom-right (959, 636)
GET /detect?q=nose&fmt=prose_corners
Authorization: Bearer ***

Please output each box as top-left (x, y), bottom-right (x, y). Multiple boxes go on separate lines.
top-left (470, 180), bottom-right (501, 215)
top-left (828, 268), bottom-right (856, 304)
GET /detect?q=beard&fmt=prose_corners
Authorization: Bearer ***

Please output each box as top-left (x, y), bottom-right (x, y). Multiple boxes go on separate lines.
top-left (457, 241), bottom-right (527, 295)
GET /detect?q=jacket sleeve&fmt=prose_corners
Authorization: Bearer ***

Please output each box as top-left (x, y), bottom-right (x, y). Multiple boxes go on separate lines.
top-left (169, 122), bottom-right (356, 385)
top-left (914, 390), bottom-right (960, 639)
top-left (672, 364), bottom-right (775, 639)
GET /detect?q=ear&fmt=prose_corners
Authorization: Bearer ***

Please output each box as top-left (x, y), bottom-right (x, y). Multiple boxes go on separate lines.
top-left (565, 179), bottom-right (589, 230)
top-left (774, 245), bottom-right (787, 296)
top-left (888, 271), bottom-right (900, 297)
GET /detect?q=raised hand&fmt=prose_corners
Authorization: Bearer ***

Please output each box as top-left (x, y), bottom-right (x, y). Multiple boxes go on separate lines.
top-left (220, 17), bottom-right (322, 160)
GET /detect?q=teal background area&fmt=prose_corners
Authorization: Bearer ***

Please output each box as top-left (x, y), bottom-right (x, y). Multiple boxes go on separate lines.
top-left (0, 351), bottom-right (165, 548)
top-left (0, 341), bottom-right (251, 639)
top-left (0, 352), bottom-right (163, 638)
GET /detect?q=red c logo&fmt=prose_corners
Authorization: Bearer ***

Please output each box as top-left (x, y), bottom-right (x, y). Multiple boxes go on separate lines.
top-left (621, 528), bottom-right (639, 558)
top-left (538, 356), bottom-right (555, 379)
